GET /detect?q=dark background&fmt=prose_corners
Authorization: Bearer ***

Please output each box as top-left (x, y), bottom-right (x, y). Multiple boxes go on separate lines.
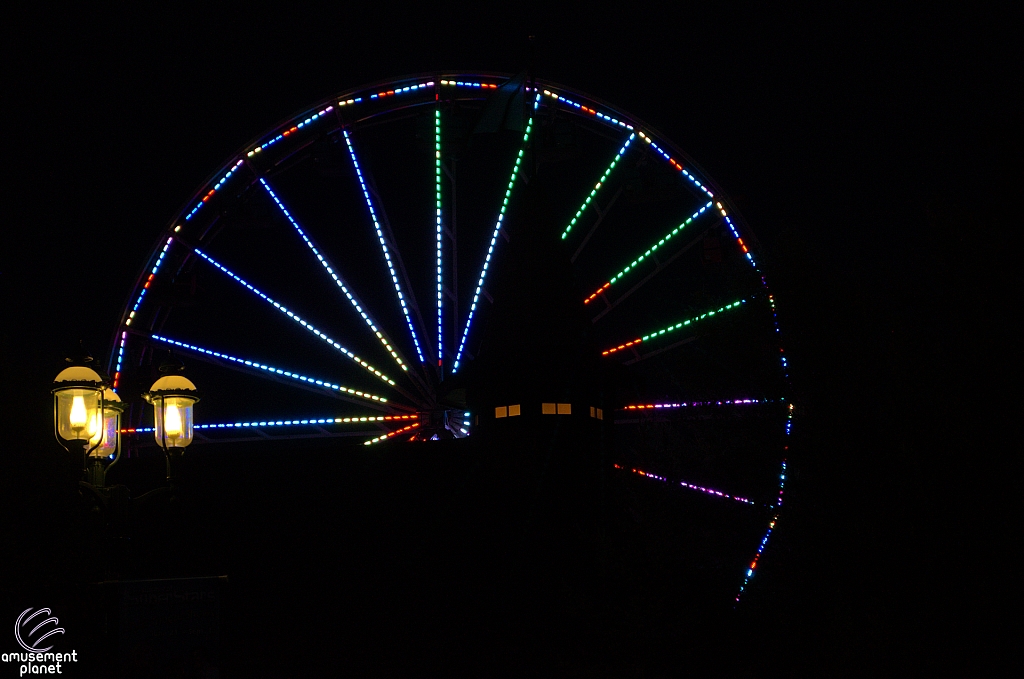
top-left (3, 2), bottom-right (1008, 675)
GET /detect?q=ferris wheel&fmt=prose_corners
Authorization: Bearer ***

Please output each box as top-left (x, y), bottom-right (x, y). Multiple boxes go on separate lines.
top-left (109, 73), bottom-right (791, 603)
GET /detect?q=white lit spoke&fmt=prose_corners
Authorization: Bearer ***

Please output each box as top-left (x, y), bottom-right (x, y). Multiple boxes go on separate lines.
top-left (342, 130), bottom-right (427, 364)
top-left (259, 177), bottom-right (410, 373)
top-left (150, 333), bottom-right (393, 404)
top-left (191, 248), bottom-right (398, 387)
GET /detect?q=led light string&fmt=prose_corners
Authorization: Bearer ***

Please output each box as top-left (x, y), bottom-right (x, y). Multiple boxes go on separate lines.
top-left (112, 332), bottom-right (127, 391)
top-left (635, 131), bottom-right (715, 199)
top-left (337, 81), bottom-right (437, 109)
top-left (439, 79), bottom-right (499, 89)
top-left (435, 108), bottom-right (444, 368)
top-left (584, 202), bottom-right (713, 305)
top-left (735, 459), bottom-right (787, 604)
top-left (368, 81), bottom-right (434, 100)
top-left (452, 94), bottom-right (541, 372)
top-left (561, 133), bottom-right (635, 240)
top-left (602, 300), bottom-right (746, 356)
top-left (125, 238), bottom-right (173, 328)
top-left (259, 178), bottom-right (407, 372)
top-left (540, 88), bottom-right (634, 131)
top-left (150, 334), bottom-right (389, 402)
top-left (191, 248), bottom-right (396, 386)
top-left (342, 129), bottom-right (426, 364)
top-left (184, 160), bottom-right (245, 222)
top-left (245, 107), bottom-right (333, 158)
top-left (538, 88), bottom-right (716, 203)
top-left (613, 464), bottom-right (756, 505)
top-left (364, 422), bottom-right (420, 445)
top-left (716, 204), bottom-right (758, 270)
top-left (762, 284), bottom-right (791, 380)
top-left (620, 398), bottom-right (770, 410)
top-left (122, 413), bottom-right (416, 434)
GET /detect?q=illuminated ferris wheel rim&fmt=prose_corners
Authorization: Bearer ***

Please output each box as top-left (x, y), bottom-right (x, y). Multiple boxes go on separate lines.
top-left (107, 70), bottom-right (792, 604)
top-left (110, 70), bottom-right (782, 426)
top-left (112, 71), bottom-right (761, 348)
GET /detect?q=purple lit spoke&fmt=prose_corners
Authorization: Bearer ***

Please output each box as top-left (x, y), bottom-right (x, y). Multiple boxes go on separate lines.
top-left (190, 247), bottom-right (398, 387)
top-left (342, 130), bottom-right (427, 364)
top-left (452, 94), bottom-right (540, 372)
top-left (615, 464), bottom-right (757, 506)
top-left (259, 178), bottom-right (410, 373)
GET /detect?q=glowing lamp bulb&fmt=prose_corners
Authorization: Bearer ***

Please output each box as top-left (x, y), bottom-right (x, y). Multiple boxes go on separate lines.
top-left (164, 405), bottom-right (183, 438)
top-left (70, 395), bottom-right (87, 429)
top-left (87, 412), bottom-right (102, 445)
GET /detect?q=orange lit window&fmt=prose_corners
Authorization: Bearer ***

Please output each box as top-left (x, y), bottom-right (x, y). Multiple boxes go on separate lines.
top-left (541, 403), bottom-right (556, 415)
top-left (508, 404), bottom-right (521, 417)
top-left (557, 403), bottom-right (571, 415)
top-left (495, 406), bottom-right (507, 418)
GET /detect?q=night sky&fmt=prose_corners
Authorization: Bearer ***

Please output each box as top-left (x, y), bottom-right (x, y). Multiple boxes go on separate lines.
top-left (3, 3), bottom-right (1007, 674)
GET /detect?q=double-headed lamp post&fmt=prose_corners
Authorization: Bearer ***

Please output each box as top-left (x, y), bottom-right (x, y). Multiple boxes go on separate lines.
top-left (142, 360), bottom-right (200, 490)
top-left (52, 354), bottom-right (124, 487)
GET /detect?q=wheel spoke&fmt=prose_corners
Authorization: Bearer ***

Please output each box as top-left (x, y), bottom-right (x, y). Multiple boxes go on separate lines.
top-left (342, 129), bottom-right (429, 365)
top-left (589, 225), bottom-right (716, 324)
top-left (583, 201), bottom-right (714, 305)
top-left (190, 247), bottom-right (399, 388)
top-left (735, 460), bottom-right (787, 603)
top-left (362, 421), bottom-right (421, 445)
top-left (601, 300), bottom-right (747, 356)
top-left (560, 132), bottom-right (635, 241)
top-left (434, 107), bottom-right (445, 371)
top-left (148, 333), bottom-right (408, 408)
top-left (618, 398), bottom-right (774, 412)
top-left (259, 177), bottom-right (412, 374)
top-left (123, 412), bottom-right (418, 443)
top-left (452, 93), bottom-right (541, 372)
top-left (614, 464), bottom-right (758, 506)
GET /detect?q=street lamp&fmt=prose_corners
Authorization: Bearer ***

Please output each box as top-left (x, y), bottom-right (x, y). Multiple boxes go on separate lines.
top-left (52, 351), bottom-right (107, 477)
top-left (142, 358), bottom-right (199, 489)
top-left (85, 388), bottom-right (126, 486)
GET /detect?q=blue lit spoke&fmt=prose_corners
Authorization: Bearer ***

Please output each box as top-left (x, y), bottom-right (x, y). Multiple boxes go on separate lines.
top-left (150, 334), bottom-right (390, 402)
top-left (128, 413), bottom-right (417, 433)
top-left (561, 132), bottom-right (634, 240)
top-left (259, 178), bottom-right (409, 373)
top-left (191, 248), bottom-right (397, 386)
top-left (735, 461), bottom-right (786, 605)
top-left (342, 130), bottom-right (426, 364)
top-left (452, 94), bottom-right (540, 372)
top-left (435, 108), bottom-right (444, 369)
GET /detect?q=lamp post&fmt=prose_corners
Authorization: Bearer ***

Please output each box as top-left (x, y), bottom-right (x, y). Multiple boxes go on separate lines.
top-left (142, 357), bottom-right (199, 492)
top-left (87, 388), bottom-right (126, 487)
top-left (52, 349), bottom-right (108, 483)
